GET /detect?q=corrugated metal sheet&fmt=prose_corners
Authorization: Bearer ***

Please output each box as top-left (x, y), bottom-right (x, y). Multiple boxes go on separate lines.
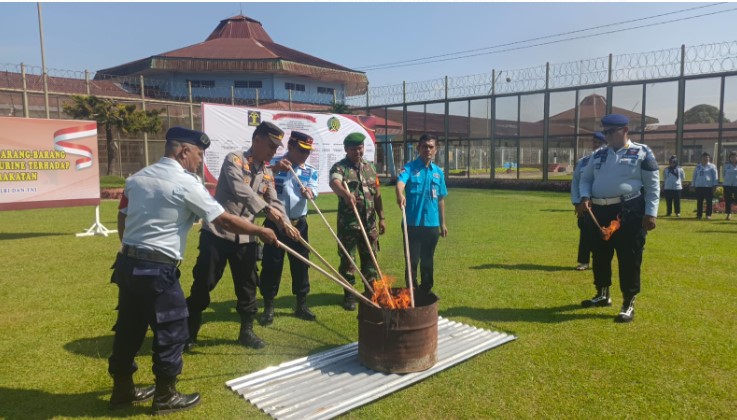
top-left (226, 317), bottom-right (516, 419)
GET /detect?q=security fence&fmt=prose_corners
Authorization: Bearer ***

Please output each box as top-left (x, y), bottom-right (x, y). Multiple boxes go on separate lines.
top-left (2, 41), bottom-right (737, 180)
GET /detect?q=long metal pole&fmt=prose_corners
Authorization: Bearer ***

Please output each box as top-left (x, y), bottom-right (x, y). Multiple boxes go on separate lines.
top-left (400, 205), bottom-right (415, 307)
top-left (278, 241), bottom-right (379, 308)
top-left (37, 3), bottom-right (49, 118)
top-left (288, 166), bottom-right (373, 292)
top-left (342, 181), bottom-right (383, 280)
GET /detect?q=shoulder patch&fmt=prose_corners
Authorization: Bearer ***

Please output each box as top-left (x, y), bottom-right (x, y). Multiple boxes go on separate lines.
top-left (232, 155), bottom-right (242, 167)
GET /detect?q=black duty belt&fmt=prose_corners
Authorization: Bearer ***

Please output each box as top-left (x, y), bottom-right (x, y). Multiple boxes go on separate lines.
top-left (122, 245), bottom-right (179, 265)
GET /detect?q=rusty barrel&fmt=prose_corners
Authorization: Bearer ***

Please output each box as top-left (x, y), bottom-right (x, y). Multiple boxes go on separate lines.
top-left (357, 289), bottom-right (439, 373)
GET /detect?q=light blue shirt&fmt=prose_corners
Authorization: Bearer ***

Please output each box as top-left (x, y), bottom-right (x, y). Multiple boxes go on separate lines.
top-left (121, 157), bottom-right (224, 260)
top-left (579, 139), bottom-right (660, 217)
top-left (571, 154), bottom-right (593, 204)
top-left (397, 158), bottom-right (447, 227)
top-left (692, 163), bottom-right (718, 188)
top-left (723, 163), bottom-right (737, 187)
top-left (270, 154), bottom-right (319, 219)
top-left (663, 166), bottom-right (685, 190)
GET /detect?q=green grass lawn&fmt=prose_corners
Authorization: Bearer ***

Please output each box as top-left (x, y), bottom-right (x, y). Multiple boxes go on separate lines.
top-left (1, 189), bottom-right (736, 419)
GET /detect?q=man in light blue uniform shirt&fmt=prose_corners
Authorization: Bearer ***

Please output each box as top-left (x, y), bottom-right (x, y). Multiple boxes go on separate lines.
top-left (571, 131), bottom-right (606, 271)
top-left (259, 131), bottom-right (320, 325)
top-left (578, 114), bottom-right (659, 323)
top-left (396, 134), bottom-right (448, 293)
top-left (110, 127), bottom-right (277, 414)
top-left (723, 150), bottom-right (737, 220)
top-left (692, 152), bottom-right (719, 219)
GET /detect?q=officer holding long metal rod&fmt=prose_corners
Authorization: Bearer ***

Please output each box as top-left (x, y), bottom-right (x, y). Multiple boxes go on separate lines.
top-left (287, 165), bottom-right (374, 293)
top-left (329, 133), bottom-right (385, 311)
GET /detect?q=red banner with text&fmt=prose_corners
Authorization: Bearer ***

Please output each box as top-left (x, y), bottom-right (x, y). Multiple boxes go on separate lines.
top-left (0, 117), bottom-right (100, 211)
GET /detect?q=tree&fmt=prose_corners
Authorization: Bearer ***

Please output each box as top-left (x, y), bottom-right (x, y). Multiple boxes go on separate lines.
top-left (328, 102), bottom-right (353, 115)
top-left (63, 96), bottom-right (163, 175)
top-left (681, 104), bottom-right (731, 125)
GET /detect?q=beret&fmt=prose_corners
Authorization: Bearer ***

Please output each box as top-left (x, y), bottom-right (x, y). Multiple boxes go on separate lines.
top-left (592, 131), bottom-right (607, 142)
top-left (165, 127), bottom-right (211, 150)
top-left (289, 131), bottom-right (314, 150)
top-left (601, 114), bottom-right (629, 127)
top-left (343, 132), bottom-right (366, 146)
top-left (253, 121), bottom-right (284, 146)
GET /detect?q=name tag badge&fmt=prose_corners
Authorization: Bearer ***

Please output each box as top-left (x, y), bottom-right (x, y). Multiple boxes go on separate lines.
top-left (432, 189), bottom-right (438, 199)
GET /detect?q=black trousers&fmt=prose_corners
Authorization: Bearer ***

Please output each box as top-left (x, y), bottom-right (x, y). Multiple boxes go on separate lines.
top-left (187, 230), bottom-right (260, 318)
top-left (587, 197), bottom-right (647, 299)
top-left (663, 189), bottom-right (681, 215)
top-left (403, 225), bottom-right (440, 292)
top-left (695, 187), bottom-right (714, 217)
top-left (108, 254), bottom-right (187, 379)
top-left (576, 216), bottom-right (592, 265)
top-left (259, 217), bottom-right (310, 300)
top-left (724, 186), bottom-right (737, 215)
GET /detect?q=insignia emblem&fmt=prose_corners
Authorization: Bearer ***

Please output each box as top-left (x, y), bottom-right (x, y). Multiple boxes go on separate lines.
top-left (232, 155), bottom-right (242, 166)
top-left (248, 111), bottom-right (261, 126)
top-left (327, 117), bottom-right (341, 132)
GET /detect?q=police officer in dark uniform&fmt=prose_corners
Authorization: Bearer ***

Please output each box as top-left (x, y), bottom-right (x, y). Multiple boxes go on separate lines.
top-left (259, 131), bottom-right (320, 325)
top-left (186, 121), bottom-right (297, 350)
top-left (109, 127), bottom-right (277, 414)
top-left (578, 114), bottom-right (659, 323)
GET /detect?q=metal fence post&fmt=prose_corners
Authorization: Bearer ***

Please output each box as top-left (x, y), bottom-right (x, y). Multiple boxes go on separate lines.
top-left (85, 70), bottom-right (90, 96)
top-left (188, 80), bottom-right (194, 129)
top-left (256, 88), bottom-right (259, 107)
top-left (21, 63), bottom-right (29, 118)
top-left (402, 81), bottom-right (407, 166)
top-left (490, 69), bottom-right (496, 180)
top-left (543, 62), bottom-right (550, 182)
top-left (676, 44), bottom-right (686, 161)
top-left (606, 53), bottom-right (613, 114)
top-left (38, 3), bottom-right (50, 119)
top-left (444, 76), bottom-right (449, 177)
top-left (717, 75), bottom-right (726, 180)
top-left (231, 86), bottom-right (235, 106)
top-left (141, 75), bottom-right (149, 166)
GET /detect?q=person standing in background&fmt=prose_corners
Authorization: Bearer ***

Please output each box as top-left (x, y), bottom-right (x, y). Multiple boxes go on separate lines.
top-left (692, 152), bottom-right (718, 220)
top-left (571, 131), bottom-right (606, 270)
top-left (663, 155), bottom-right (685, 217)
top-left (722, 151), bottom-right (737, 220)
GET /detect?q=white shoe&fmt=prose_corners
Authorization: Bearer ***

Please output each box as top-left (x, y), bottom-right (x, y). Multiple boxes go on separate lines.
top-left (575, 263), bottom-right (589, 271)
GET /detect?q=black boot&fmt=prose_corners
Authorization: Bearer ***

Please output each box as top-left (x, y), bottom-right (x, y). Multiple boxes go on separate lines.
top-left (185, 311), bottom-right (202, 352)
top-left (152, 376), bottom-right (200, 415)
top-left (342, 291), bottom-right (356, 311)
top-left (581, 286), bottom-right (612, 308)
top-left (238, 314), bottom-right (265, 349)
top-left (259, 298), bottom-right (275, 326)
top-left (109, 374), bottom-right (155, 410)
top-left (294, 294), bottom-right (316, 321)
top-left (615, 295), bottom-right (636, 323)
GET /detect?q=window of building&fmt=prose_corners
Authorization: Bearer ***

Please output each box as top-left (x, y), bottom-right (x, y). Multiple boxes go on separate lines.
top-left (234, 80), bottom-right (263, 89)
top-left (318, 87), bottom-right (335, 95)
top-left (285, 83), bottom-right (305, 92)
top-left (188, 80), bottom-right (215, 88)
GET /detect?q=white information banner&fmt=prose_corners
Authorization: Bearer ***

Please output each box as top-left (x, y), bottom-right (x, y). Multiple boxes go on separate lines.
top-left (202, 103), bottom-right (375, 194)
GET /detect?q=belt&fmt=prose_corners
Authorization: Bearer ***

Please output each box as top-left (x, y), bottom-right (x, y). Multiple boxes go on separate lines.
top-left (122, 245), bottom-right (179, 265)
top-left (591, 191), bottom-right (642, 206)
top-left (289, 216), bottom-right (306, 227)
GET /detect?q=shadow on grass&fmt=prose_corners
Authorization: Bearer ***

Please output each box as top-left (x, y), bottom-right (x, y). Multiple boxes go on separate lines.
top-left (441, 304), bottom-right (612, 324)
top-left (539, 209), bottom-right (573, 213)
top-left (308, 208), bottom-right (337, 216)
top-left (470, 263), bottom-right (572, 272)
top-left (0, 232), bottom-right (66, 240)
top-left (65, 336), bottom-right (152, 359)
top-left (0, 387), bottom-right (149, 419)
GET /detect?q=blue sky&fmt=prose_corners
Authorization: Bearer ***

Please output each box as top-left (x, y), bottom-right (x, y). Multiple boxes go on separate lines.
top-left (1, 2), bottom-right (736, 90)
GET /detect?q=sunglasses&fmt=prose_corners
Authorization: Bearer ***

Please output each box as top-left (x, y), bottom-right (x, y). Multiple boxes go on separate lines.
top-left (602, 127), bottom-right (624, 135)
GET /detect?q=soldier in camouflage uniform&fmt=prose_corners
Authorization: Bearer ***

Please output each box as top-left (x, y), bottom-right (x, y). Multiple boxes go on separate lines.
top-left (329, 132), bottom-right (386, 311)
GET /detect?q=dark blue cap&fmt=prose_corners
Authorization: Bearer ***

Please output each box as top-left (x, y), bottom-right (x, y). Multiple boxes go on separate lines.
top-left (289, 131), bottom-right (314, 150)
top-left (165, 127), bottom-right (211, 150)
top-left (592, 131), bottom-right (606, 142)
top-left (601, 114), bottom-right (629, 127)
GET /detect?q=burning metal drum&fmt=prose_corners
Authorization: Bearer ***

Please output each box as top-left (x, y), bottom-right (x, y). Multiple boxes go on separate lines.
top-left (357, 289), bottom-right (439, 373)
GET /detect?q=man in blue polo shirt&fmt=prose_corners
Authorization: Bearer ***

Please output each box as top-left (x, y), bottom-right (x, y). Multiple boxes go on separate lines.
top-left (396, 133), bottom-right (448, 293)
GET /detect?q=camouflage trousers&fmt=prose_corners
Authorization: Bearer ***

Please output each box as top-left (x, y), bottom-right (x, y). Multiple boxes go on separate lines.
top-left (337, 226), bottom-right (379, 289)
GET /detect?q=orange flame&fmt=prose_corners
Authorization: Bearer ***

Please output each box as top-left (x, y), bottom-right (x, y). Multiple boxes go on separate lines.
top-left (600, 216), bottom-right (621, 241)
top-left (371, 276), bottom-right (412, 309)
